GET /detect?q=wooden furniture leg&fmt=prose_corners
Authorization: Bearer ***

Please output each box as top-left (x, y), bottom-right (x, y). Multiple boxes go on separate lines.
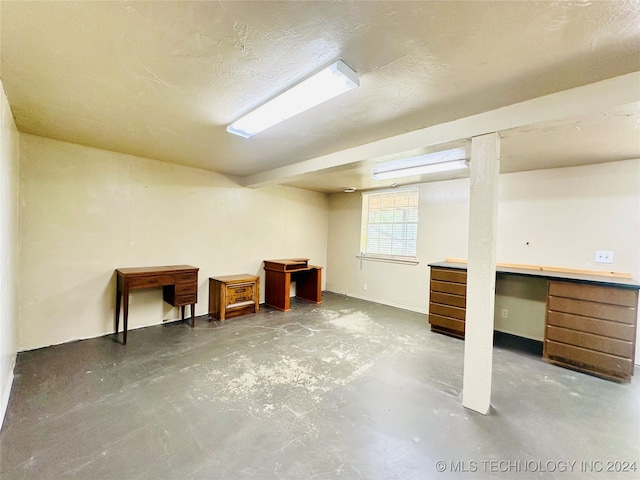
top-left (123, 286), bottom-right (129, 345)
top-left (265, 269), bottom-right (290, 311)
top-left (115, 288), bottom-right (121, 336)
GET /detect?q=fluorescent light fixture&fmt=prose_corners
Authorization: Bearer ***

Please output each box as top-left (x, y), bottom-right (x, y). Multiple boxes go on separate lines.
top-left (227, 60), bottom-right (359, 138)
top-left (372, 148), bottom-right (469, 180)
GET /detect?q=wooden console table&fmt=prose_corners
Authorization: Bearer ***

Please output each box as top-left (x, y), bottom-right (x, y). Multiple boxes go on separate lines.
top-left (428, 261), bottom-right (640, 382)
top-left (115, 265), bottom-right (199, 344)
top-left (263, 259), bottom-right (322, 311)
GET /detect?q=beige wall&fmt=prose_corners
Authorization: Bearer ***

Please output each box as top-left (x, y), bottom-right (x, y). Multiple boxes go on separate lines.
top-left (18, 134), bottom-right (329, 351)
top-left (0, 81), bottom-right (20, 426)
top-left (327, 159), bottom-right (640, 344)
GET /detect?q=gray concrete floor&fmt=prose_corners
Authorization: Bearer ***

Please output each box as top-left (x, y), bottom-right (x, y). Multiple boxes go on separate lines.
top-left (1, 292), bottom-right (639, 480)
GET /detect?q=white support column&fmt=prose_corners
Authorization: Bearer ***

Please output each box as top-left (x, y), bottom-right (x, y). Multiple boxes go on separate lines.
top-left (462, 132), bottom-right (501, 415)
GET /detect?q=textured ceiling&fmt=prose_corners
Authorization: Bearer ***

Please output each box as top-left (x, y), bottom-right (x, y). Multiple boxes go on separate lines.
top-left (1, 1), bottom-right (639, 192)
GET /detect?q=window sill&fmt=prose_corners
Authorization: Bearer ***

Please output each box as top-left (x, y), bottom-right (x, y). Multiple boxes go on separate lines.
top-left (356, 255), bottom-right (419, 266)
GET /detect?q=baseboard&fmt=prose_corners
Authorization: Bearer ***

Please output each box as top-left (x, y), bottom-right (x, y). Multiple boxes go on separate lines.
top-left (337, 292), bottom-right (428, 315)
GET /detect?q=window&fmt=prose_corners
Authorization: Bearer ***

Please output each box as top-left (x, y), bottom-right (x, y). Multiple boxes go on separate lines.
top-left (360, 187), bottom-right (419, 261)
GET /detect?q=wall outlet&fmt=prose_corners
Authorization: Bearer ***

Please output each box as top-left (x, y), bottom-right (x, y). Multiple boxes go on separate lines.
top-left (594, 250), bottom-right (614, 264)
top-left (501, 309), bottom-right (508, 319)
top-left (363, 283), bottom-right (368, 291)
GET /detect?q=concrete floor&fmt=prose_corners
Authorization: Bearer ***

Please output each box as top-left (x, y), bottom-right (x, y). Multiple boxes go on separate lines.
top-left (1, 292), bottom-right (638, 480)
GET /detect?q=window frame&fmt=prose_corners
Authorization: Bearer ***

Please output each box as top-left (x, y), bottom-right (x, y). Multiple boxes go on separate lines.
top-left (360, 186), bottom-right (420, 264)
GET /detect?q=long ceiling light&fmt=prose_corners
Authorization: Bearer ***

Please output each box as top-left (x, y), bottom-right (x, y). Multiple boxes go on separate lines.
top-left (227, 60), bottom-right (359, 138)
top-left (372, 148), bottom-right (469, 180)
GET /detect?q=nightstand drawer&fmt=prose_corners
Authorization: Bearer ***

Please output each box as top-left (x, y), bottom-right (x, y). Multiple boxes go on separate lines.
top-left (227, 284), bottom-right (255, 304)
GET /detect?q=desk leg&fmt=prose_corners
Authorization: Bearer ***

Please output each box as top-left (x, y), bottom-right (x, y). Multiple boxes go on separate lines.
top-left (122, 286), bottom-right (129, 345)
top-left (265, 270), bottom-right (290, 311)
top-left (115, 289), bottom-right (121, 335)
top-left (191, 303), bottom-right (195, 327)
top-left (181, 305), bottom-right (185, 322)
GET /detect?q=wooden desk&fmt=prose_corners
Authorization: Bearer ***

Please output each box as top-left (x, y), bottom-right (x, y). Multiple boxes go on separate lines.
top-left (428, 261), bottom-right (640, 382)
top-left (263, 259), bottom-right (322, 311)
top-left (115, 265), bottom-right (199, 344)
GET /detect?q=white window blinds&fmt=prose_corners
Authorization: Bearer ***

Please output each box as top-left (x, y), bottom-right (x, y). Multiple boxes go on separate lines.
top-left (360, 187), bottom-right (419, 260)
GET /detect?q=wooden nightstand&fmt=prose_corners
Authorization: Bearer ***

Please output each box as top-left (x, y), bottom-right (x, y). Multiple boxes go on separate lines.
top-left (209, 274), bottom-right (260, 320)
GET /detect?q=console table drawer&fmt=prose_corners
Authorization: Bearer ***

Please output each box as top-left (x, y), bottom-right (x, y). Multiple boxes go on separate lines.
top-left (175, 283), bottom-right (197, 294)
top-left (176, 272), bottom-right (198, 283)
top-left (128, 274), bottom-right (175, 288)
top-left (172, 294), bottom-right (197, 306)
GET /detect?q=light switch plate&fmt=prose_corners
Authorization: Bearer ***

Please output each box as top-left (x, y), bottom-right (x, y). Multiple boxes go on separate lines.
top-left (594, 250), bottom-right (614, 264)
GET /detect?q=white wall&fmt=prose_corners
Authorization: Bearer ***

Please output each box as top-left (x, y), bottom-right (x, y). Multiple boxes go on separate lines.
top-left (18, 134), bottom-right (329, 351)
top-left (327, 178), bottom-right (470, 313)
top-left (327, 160), bottom-right (640, 345)
top-left (0, 81), bottom-right (20, 427)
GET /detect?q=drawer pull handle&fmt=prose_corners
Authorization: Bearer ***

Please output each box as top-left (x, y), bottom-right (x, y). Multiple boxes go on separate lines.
top-left (235, 288), bottom-right (246, 293)
top-left (148, 279), bottom-right (158, 284)
top-left (236, 296), bottom-right (246, 302)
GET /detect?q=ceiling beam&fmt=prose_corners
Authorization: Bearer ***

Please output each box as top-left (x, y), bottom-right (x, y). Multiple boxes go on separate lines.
top-left (242, 71), bottom-right (640, 188)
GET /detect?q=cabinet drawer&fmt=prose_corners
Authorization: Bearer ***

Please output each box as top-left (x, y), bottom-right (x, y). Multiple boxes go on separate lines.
top-left (547, 311), bottom-right (635, 342)
top-left (548, 296), bottom-right (636, 324)
top-left (128, 274), bottom-right (175, 288)
top-left (175, 283), bottom-right (197, 295)
top-left (430, 291), bottom-right (466, 309)
top-left (176, 272), bottom-right (198, 283)
top-left (172, 294), bottom-right (197, 306)
top-left (429, 314), bottom-right (465, 334)
top-left (546, 325), bottom-right (634, 358)
top-left (431, 280), bottom-right (466, 297)
top-left (429, 302), bottom-right (466, 321)
top-left (545, 340), bottom-right (633, 377)
top-left (431, 268), bottom-right (467, 284)
top-left (549, 281), bottom-right (638, 307)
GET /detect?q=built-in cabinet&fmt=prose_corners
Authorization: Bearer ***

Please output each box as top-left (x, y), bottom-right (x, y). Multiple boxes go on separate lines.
top-left (545, 281), bottom-right (637, 382)
top-left (428, 267), bottom-right (467, 339)
top-left (428, 262), bottom-right (640, 382)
